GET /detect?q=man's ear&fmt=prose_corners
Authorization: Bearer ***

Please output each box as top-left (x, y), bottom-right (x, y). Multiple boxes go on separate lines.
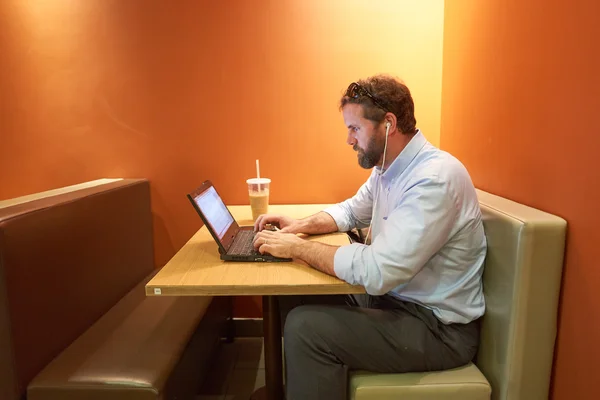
top-left (384, 112), bottom-right (399, 135)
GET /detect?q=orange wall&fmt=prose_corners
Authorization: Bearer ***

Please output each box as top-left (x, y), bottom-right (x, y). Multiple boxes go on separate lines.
top-left (441, 1), bottom-right (600, 398)
top-left (0, 0), bottom-right (444, 316)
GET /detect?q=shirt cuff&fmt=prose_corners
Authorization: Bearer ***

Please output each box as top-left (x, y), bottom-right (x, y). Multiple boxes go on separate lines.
top-left (322, 204), bottom-right (352, 232)
top-left (333, 243), bottom-right (363, 284)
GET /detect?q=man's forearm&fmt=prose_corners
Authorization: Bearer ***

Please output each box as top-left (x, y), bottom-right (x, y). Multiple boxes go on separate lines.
top-left (292, 241), bottom-right (338, 277)
top-left (297, 212), bottom-right (339, 235)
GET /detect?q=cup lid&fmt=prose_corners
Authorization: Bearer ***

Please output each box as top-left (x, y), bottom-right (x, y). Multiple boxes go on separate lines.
top-left (246, 178), bottom-right (271, 184)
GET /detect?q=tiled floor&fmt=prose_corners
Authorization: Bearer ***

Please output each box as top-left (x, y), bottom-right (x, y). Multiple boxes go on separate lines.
top-left (197, 337), bottom-right (267, 400)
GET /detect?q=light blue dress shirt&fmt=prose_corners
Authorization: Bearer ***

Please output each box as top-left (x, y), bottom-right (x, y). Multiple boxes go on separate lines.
top-left (324, 131), bottom-right (486, 324)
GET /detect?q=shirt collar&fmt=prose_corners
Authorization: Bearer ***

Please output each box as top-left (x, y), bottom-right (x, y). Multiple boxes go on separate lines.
top-left (375, 129), bottom-right (427, 179)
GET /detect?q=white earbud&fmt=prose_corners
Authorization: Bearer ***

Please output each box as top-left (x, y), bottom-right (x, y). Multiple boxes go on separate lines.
top-left (385, 122), bottom-right (391, 136)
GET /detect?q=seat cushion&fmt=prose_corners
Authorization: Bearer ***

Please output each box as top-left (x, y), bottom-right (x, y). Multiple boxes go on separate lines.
top-left (349, 363), bottom-right (491, 400)
top-left (27, 271), bottom-right (213, 400)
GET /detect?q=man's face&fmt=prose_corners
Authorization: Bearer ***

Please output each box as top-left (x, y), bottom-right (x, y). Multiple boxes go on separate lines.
top-left (342, 103), bottom-right (385, 169)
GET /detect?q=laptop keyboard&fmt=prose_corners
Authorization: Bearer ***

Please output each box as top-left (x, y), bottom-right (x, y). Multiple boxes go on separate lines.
top-left (228, 230), bottom-right (260, 256)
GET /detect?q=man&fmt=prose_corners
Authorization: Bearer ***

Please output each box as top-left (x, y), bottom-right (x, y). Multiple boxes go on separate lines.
top-left (253, 74), bottom-right (486, 400)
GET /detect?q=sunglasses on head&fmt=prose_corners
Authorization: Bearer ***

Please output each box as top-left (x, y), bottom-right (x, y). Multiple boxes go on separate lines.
top-left (345, 82), bottom-right (389, 113)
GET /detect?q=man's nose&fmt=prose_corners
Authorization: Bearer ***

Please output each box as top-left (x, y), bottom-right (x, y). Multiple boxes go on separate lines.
top-left (347, 134), bottom-right (356, 146)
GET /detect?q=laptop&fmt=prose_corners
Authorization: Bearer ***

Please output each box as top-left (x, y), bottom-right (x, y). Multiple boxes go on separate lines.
top-left (187, 180), bottom-right (292, 262)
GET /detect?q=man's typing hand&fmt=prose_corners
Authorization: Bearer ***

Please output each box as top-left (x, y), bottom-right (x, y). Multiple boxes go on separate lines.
top-left (252, 230), bottom-right (305, 259)
top-left (253, 214), bottom-right (304, 234)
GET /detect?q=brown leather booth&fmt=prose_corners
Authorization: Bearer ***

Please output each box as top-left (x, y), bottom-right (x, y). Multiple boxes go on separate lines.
top-left (0, 179), bottom-right (229, 400)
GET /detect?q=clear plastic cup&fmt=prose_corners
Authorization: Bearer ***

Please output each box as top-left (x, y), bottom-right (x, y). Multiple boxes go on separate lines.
top-left (246, 178), bottom-right (271, 221)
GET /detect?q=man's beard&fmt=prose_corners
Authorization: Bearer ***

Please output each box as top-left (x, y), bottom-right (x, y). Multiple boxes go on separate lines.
top-left (354, 133), bottom-right (384, 169)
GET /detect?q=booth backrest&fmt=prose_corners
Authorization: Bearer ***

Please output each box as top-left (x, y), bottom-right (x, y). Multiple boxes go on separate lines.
top-left (476, 189), bottom-right (566, 399)
top-left (0, 179), bottom-right (154, 400)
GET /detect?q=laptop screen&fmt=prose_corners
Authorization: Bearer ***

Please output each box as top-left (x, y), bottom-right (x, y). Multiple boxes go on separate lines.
top-left (193, 186), bottom-right (234, 240)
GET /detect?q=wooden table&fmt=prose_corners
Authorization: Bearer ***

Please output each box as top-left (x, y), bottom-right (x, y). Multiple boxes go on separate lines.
top-left (146, 204), bottom-right (365, 400)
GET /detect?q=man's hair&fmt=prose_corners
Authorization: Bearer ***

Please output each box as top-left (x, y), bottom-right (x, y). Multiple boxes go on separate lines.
top-left (340, 74), bottom-right (417, 135)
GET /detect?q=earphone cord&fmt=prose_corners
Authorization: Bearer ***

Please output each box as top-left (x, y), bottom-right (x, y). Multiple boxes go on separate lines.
top-left (365, 123), bottom-right (390, 244)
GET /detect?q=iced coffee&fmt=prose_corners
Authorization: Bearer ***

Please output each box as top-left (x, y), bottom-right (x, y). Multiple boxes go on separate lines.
top-left (246, 178), bottom-right (270, 221)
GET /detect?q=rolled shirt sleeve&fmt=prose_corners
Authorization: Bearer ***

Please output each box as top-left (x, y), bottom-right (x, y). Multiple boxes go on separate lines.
top-left (333, 175), bottom-right (459, 295)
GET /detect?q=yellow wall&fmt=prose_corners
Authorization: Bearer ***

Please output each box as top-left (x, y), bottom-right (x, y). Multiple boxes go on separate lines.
top-left (0, 0), bottom-right (445, 316)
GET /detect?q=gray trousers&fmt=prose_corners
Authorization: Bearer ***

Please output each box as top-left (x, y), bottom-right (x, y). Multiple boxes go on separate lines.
top-left (280, 294), bottom-right (480, 400)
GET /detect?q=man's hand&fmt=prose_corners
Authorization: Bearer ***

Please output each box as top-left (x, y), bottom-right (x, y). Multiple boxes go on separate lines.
top-left (253, 230), bottom-right (338, 277)
top-left (254, 211), bottom-right (339, 236)
top-left (252, 230), bottom-right (305, 259)
top-left (254, 214), bottom-right (304, 234)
